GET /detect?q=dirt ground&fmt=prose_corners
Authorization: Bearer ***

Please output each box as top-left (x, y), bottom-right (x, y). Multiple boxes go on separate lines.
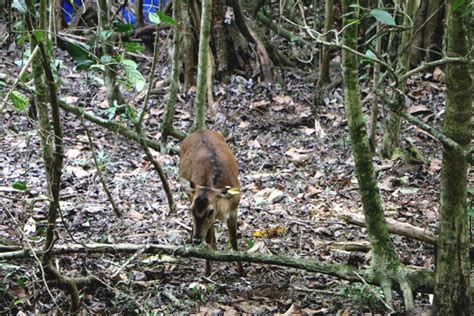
top-left (0, 32), bottom-right (446, 314)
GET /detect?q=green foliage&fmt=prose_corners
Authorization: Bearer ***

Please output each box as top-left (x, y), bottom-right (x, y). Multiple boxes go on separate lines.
top-left (342, 284), bottom-right (385, 312)
top-left (452, 0), bottom-right (467, 12)
top-left (65, 42), bottom-right (94, 70)
top-left (114, 23), bottom-right (134, 34)
top-left (1, 264), bottom-right (30, 309)
top-left (12, 180), bottom-right (27, 191)
top-left (369, 9), bottom-right (396, 26)
top-left (123, 42), bottom-right (145, 53)
top-left (120, 59), bottom-right (146, 92)
top-left (244, 237), bottom-right (254, 249)
top-left (10, 91), bottom-right (29, 112)
top-left (149, 11), bottom-right (177, 25)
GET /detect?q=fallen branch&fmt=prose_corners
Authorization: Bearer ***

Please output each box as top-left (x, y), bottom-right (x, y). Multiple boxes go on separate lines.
top-left (338, 212), bottom-right (437, 244)
top-left (0, 242), bottom-right (434, 292)
top-left (58, 101), bottom-right (179, 155)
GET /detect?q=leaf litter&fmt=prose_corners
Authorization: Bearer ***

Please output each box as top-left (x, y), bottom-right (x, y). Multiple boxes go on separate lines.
top-left (0, 36), bottom-right (446, 315)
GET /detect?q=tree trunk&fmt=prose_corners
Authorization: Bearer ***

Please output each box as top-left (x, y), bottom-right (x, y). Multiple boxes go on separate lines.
top-left (318, 0), bottom-right (334, 86)
top-left (341, 0), bottom-right (414, 310)
top-left (161, 0), bottom-right (186, 141)
top-left (191, 0), bottom-right (213, 131)
top-left (381, 0), bottom-right (419, 158)
top-left (182, 0), bottom-right (196, 90)
top-left (136, 0), bottom-right (144, 27)
top-left (433, 0), bottom-right (472, 313)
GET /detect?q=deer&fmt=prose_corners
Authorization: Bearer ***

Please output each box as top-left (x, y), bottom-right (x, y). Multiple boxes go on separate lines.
top-left (179, 130), bottom-right (244, 276)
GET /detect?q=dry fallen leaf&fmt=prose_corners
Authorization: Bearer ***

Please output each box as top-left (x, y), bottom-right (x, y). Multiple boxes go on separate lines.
top-left (127, 210), bottom-right (145, 220)
top-left (252, 226), bottom-right (286, 238)
top-left (408, 105), bottom-right (431, 114)
top-left (250, 100), bottom-right (270, 109)
top-left (65, 165), bottom-right (91, 179)
top-left (247, 139), bottom-right (262, 149)
top-left (273, 95), bottom-right (294, 106)
top-left (433, 67), bottom-right (444, 81)
top-left (286, 147), bottom-right (310, 163)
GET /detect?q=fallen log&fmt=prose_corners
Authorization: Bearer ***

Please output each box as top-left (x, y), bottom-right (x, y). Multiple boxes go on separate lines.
top-left (0, 242), bottom-right (434, 293)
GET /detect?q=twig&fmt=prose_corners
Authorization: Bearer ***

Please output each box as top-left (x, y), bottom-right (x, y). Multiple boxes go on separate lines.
top-left (134, 19), bottom-right (176, 214)
top-left (58, 100), bottom-right (179, 154)
top-left (355, 272), bottom-right (395, 312)
top-left (111, 246), bottom-right (148, 278)
top-left (83, 122), bottom-right (122, 217)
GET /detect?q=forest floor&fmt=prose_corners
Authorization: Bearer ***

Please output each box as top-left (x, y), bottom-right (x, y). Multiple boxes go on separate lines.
top-left (0, 31), bottom-right (452, 314)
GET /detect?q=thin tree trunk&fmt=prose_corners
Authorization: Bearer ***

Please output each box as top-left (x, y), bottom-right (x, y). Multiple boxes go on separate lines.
top-left (318, 0), bottom-right (333, 86)
top-left (433, 0), bottom-right (472, 313)
top-left (161, 0), bottom-right (186, 141)
top-left (182, 0), bottom-right (195, 90)
top-left (381, 0), bottom-right (419, 158)
top-left (368, 1), bottom-right (383, 153)
top-left (191, 0), bottom-right (213, 131)
top-left (136, 0), bottom-right (144, 27)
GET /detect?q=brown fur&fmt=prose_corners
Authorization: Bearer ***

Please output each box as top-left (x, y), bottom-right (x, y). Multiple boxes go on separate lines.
top-left (179, 130), bottom-right (244, 276)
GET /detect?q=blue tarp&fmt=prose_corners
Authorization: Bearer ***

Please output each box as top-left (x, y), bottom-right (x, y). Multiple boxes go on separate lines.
top-left (62, 0), bottom-right (167, 25)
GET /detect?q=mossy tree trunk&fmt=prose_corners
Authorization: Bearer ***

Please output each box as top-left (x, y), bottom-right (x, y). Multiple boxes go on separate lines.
top-left (433, 0), bottom-right (472, 314)
top-left (381, 0), bottom-right (419, 158)
top-left (341, 0), bottom-right (414, 310)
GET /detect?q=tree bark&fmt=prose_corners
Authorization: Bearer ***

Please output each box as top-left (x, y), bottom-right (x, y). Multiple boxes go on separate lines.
top-left (433, 0), bottom-right (472, 313)
top-left (381, 0), bottom-right (420, 158)
top-left (191, 0), bottom-right (213, 131)
top-left (318, 0), bottom-right (334, 86)
top-left (341, 0), bottom-right (414, 309)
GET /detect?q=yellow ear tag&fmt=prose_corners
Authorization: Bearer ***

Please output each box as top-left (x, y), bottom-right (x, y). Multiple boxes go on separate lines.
top-left (226, 187), bottom-right (240, 195)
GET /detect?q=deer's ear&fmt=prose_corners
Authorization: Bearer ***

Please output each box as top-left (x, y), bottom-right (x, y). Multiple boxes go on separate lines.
top-left (180, 177), bottom-right (195, 198)
top-left (219, 186), bottom-right (240, 199)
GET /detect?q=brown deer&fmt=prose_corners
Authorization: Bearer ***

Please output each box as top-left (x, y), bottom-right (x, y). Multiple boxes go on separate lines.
top-left (179, 130), bottom-right (244, 276)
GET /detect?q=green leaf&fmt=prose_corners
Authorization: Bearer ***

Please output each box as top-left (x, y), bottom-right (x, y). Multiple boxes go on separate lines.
top-left (100, 54), bottom-right (113, 64)
top-left (114, 23), bottom-right (134, 34)
top-left (10, 91), bottom-right (29, 112)
top-left (12, 0), bottom-right (26, 13)
top-left (123, 42), bottom-right (145, 53)
top-left (12, 180), bottom-right (27, 191)
top-left (452, 0), bottom-right (467, 12)
top-left (120, 59), bottom-right (146, 92)
top-left (370, 9), bottom-right (396, 26)
top-left (126, 104), bottom-right (137, 122)
top-left (149, 12), bottom-right (176, 25)
top-left (33, 30), bottom-right (45, 41)
top-left (364, 50), bottom-right (377, 60)
top-left (65, 42), bottom-right (94, 70)
top-left (467, 187), bottom-right (474, 195)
